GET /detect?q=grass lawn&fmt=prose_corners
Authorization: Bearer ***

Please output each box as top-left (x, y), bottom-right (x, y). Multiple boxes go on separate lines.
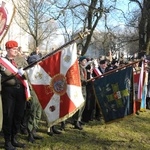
top-left (0, 110), bottom-right (150, 150)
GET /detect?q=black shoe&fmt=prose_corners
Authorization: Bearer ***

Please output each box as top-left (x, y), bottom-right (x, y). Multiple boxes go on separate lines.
top-left (20, 128), bottom-right (28, 135)
top-left (74, 121), bottom-right (83, 130)
top-left (52, 126), bottom-right (61, 134)
top-left (4, 142), bottom-right (16, 150)
top-left (136, 111), bottom-right (140, 115)
top-left (33, 134), bottom-right (43, 140)
top-left (60, 122), bottom-right (65, 130)
top-left (95, 117), bottom-right (101, 121)
top-left (11, 138), bottom-right (26, 148)
top-left (28, 133), bottom-right (35, 143)
top-left (80, 121), bottom-right (87, 125)
top-left (31, 128), bottom-right (43, 140)
top-left (47, 131), bottom-right (53, 136)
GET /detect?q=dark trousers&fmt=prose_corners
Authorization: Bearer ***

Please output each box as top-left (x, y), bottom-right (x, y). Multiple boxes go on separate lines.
top-left (21, 89), bottom-right (42, 132)
top-left (72, 86), bottom-right (86, 122)
top-left (82, 83), bottom-right (96, 122)
top-left (2, 85), bottom-right (26, 141)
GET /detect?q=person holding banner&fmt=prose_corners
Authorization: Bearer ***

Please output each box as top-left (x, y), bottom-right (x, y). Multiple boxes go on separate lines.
top-left (93, 59), bottom-right (109, 121)
top-left (0, 40), bottom-right (27, 150)
top-left (72, 56), bottom-right (87, 130)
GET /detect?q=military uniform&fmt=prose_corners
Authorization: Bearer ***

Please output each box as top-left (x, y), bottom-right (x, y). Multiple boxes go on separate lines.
top-left (0, 57), bottom-right (26, 149)
top-left (23, 54), bottom-right (43, 143)
top-left (15, 53), bottom-right (43, 142)
top-left (72, 56), bottom-right (87, 130)
top-left (0, 40), bottom-right (27, 150)
top-left (25, 89), bottom-right (43, 142)
top-left (14, 55), bottom-right (29, 134)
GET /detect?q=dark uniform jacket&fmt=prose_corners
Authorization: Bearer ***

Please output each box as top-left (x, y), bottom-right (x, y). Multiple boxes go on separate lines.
top-left (0, 56), bottom-right (28, 86)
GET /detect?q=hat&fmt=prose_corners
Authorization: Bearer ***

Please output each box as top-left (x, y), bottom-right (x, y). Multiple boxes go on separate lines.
top-left (84, 60), bottom-right (93, 68)
top-left (111, 60), bottom-right (118, 65)
top-left (5, 40), bottom-right (18, 48)
top-left (79, 56), bottom-right (87, 62)
top-left (100, 60), bottom-right (106, 64)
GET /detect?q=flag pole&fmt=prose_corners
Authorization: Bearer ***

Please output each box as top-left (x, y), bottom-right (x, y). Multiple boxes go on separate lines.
top-left (1, 30), bottom-right (90, 84)
top-left (87, 59), bottom-right (143, 82)
top-left (23, 30), bottom-right (90, 70)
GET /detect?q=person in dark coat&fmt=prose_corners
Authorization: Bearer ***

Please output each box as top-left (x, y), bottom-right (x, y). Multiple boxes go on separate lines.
top-left (30, 47), bottom-right (42, 58)
top-left (20, 53), bottom-right (43, 143)
top-left (93, 59), bottom-right (109, 121)
top-left (109, 59), bottom-right (119, 70)
top-left (82, 60), bottom-right (96, 123)
top-left (98, 59), bottom-right (110, 74)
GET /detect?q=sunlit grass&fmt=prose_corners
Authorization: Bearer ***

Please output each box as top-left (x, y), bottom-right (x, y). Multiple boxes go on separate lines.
top-left (0, 110), bottom-right (150, 150)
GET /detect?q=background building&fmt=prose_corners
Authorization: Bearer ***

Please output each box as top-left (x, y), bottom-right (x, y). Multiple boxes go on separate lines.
top-left (0, 0), bottom-right (29, 56)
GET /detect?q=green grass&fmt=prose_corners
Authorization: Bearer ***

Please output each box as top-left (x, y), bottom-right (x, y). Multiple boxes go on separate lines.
top-left (0, 110), bottom-right (150, 150)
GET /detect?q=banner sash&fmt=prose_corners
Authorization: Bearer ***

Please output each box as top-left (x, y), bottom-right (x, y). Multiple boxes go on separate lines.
top-left (0, 57), bottom-right (31, 100)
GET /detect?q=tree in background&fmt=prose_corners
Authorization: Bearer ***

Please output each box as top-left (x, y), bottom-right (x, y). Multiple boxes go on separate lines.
top-left (12, 0), bottom-right (60, 52)
top-left (130, 0), bottom-right (150, 57)
top-left (12, 0), bottom-right (150, 58)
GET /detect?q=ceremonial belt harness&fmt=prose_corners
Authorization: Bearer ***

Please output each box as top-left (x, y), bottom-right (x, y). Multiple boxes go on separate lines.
top-left (0, 57), bottom-right (31, 100)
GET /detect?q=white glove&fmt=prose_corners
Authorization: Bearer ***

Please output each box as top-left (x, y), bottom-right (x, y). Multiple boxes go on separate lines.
top-left (18, 68), bottom-right (25, 76)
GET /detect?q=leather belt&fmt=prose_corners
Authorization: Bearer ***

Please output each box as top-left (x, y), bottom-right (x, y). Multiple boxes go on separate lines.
top-left (3, 83), bottom-right (23, 89)
top-left (15, 84), bottom-right (21, 89)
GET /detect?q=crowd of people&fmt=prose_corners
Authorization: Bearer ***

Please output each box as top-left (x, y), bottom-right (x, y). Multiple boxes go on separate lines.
top-left (0, 40), bottom-right (149, 150)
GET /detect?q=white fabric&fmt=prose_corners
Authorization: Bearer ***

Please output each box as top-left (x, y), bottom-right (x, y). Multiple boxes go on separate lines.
top-left (27, 43), bottom-right (85, 124)
top-left (18, 68), bottom-right (25, 76)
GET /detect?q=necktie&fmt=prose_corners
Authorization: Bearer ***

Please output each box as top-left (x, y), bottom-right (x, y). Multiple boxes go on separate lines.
top-left (11, 59), bottom-right (17, 67)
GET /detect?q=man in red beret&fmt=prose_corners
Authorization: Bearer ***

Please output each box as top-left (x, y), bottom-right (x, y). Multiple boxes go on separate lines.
top-left (0, 40), bottom-right (27, 150)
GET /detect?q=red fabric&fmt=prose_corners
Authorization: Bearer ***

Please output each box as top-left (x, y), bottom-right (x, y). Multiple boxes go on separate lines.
top-left (27, 43), bottom-right (85, 124)
top-left (0, 2), bottom-right (7, 36)
top-left (134, 73), bottom-right (141, 113)
top-left (5, 40), bottom-right (18, 48)
top-left (93, 68), bottom-right (101, 76)
top-left (32, 55), bottom-right (80, 111)
top-left (10, 59), bottom-right (17, 67)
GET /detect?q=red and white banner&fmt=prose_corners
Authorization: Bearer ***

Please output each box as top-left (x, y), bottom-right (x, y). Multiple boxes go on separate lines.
top-left (133, 73), bottom-right (141, 113)
top-left (138, 61), bottom-right (144, 100)
top-left (0, 1), bottom-right (15, 42)
top-left (0, 1), bottom-right (7, 36)
top-left (27, 43), bottom-right (85, 125)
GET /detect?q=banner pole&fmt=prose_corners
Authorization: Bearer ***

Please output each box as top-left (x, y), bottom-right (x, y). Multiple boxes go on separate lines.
top-left (87, 59), bottom-right (143, 82)
top-left (1, 30), bottom-right (90, 84)
top-left (23, 30), bottom-right (90, 70)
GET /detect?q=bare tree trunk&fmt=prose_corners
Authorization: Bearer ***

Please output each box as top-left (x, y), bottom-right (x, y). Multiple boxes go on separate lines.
top-left (82, 0), bottom-right (104, 55)
top-left (138, 0), bottom-right (150, 57)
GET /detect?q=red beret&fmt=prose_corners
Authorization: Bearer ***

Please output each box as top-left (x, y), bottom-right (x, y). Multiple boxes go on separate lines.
top-left (5, 40), bottom-right (18, 48)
